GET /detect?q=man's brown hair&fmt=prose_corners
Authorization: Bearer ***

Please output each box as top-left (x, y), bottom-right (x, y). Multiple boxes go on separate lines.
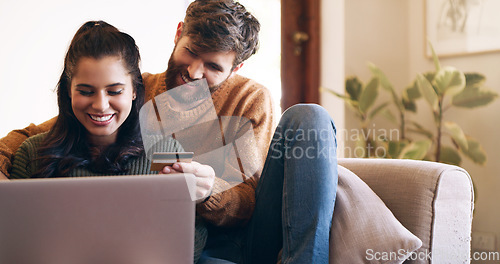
top-left (183, 0), bottom-right (260, 67)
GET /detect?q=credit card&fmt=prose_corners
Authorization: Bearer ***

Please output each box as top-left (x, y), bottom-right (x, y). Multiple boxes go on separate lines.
top-left (150, 152), bottom-right (194, 171)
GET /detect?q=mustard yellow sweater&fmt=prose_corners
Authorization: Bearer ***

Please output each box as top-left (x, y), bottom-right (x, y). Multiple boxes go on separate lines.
top-left (0, 72), bottom-right (275, 227)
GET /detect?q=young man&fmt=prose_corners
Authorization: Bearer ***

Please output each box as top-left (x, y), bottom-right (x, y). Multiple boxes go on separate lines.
top-left (0, 1), bottom-right (338, 263)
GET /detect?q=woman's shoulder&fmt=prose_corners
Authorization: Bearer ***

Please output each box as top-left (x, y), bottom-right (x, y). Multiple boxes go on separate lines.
top-left (10, 132), bottom-right (48, 179)
top-left (18, 132), bottom-right (49, 154)
top-left (143, 135), bottom-right (184, 153)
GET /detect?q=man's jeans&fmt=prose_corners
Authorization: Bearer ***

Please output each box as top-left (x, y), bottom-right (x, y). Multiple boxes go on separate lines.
top-left (199, 104), bottom-right (338, 264)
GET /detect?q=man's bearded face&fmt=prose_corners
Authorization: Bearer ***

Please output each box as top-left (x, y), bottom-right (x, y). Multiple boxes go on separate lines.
top-left (165, 36), bottom-right (237, 105)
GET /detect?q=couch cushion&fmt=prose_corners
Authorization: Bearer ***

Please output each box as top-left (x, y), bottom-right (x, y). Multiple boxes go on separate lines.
top-left (329, 165), bottom-right (422, 263)
top-left (338, 158), bottom-right (474, 263)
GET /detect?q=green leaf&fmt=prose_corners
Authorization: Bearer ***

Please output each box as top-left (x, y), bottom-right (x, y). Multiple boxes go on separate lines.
top-left (405, 81), bottom-right (421, 101)
top-left (403, 81), bottom-right (421, 113)
top-left (439, 145), bottom-right (462, 166)
top-left (465, 73), bottom-right (486, 88)
top-left (423, 72), bottom-right (436, 83)
top-left (444, 121), bottom-right (468, 151)
top-left (321, 87), bottom-right (349, 100)
top-left (398, 139), bottom-right (433, 160)
top-left (355, 136), bottom-right (367, 158)
top-left (428, 40), bottom-right (441, 72)
top-left (452, 86), bottom-right (498, 108)
top-left (321, 86), bottom-right (362, 111)
top-left (407, 128), bottom-right (433, 139)
top-left (407, 121), bottom-right (434, 139)
top-left (461, 136), bottom-right (487, 165)
top-left (388, 140), bottom-right (408, 159)
top-left (416, 74), bottom-right (439, 111)
top-left (346, 77), bottom-right (362, 101)
top-left (368, 63), bottom-right (393, 92)
top-left (368, 102), bottom-right (390, 120)
top-left (403, 97), bottom-right (417, 112)
top-left (433, 66), bottom-right (466, 96)
top-left (381, 108), bottom-right (398, 125)
top-left (368, 63), bottom-right (404, 112)
top-left (372, 138), bottom-right (388, 158)
top-left (359, 78), bottom-right (379, 114)
top-left (347, 102), bottom-right (361, 115)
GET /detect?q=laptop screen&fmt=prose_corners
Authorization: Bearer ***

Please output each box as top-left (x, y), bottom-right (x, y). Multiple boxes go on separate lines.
top-left (0, 174), bottom-right (196, 264)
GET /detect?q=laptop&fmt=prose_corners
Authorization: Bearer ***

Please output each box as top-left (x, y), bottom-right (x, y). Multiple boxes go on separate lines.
top-left (0, 173), bottom-right (196, 264)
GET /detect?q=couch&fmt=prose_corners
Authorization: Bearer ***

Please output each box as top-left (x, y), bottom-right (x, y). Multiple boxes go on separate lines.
top-left (328, 158), bottom-right (474, 264)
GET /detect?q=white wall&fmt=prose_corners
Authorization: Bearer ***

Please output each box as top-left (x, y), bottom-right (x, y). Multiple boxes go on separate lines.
top-left (342, 0), bottom-right (410, 157)
top-left (320, 0), bottom-right (346, 157)
top-left (332, 0), bottom-right (500, 259)
top-left (0, 0), bottom-right (282, 137)
top-left (0, 0), bottom-right (188, 137)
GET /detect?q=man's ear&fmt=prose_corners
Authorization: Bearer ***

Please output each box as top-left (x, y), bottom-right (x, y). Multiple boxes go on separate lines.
top-left (232, 62), bottom-right (244, 73)
top-left (174, 22), bottom-right (184, 44)
top-left (229, 63), bottom-right (244, 78)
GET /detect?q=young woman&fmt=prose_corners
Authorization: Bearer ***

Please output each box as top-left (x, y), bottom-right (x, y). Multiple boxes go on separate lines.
top-left (9, 20), bottom-right (206, 263)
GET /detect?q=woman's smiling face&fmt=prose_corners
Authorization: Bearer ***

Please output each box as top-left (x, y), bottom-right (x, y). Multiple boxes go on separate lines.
top-left (70, 56), bottom-right (136, 147)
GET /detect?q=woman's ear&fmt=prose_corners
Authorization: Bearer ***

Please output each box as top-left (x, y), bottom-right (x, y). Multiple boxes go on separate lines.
top-left (132, 91), bottom-right (137, 101)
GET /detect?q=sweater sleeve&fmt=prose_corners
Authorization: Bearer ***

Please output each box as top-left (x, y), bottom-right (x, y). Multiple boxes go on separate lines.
top-left (141, 72), bottom-right (275, 227)
top-left (196, 84), bottom-right (275, 227)
top-left (9, 136), bottom-right (41, 179)
top-left (0, 117), bottom-right (56, 177)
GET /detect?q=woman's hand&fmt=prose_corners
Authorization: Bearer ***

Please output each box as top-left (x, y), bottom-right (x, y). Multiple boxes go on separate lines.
top-left (160, 161), bottom-right (215, 203)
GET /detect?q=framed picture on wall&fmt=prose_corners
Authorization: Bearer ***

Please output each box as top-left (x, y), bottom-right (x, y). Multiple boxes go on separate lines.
top-left (425, 0), bottom-right (500, 57)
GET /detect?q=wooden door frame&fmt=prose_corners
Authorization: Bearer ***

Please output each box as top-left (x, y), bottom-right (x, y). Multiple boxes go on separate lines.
top-left (281, 0), bottom-right (321, 111)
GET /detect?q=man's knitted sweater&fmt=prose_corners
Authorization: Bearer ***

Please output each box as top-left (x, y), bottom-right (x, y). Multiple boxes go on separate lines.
top-left (1, 73), bottom-right (275, 227)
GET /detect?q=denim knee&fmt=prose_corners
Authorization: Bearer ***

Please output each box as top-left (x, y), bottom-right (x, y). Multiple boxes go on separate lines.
top-left (280, 104), bottom-right (336, 133)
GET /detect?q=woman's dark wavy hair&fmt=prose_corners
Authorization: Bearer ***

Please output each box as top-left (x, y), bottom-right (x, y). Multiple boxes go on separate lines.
top-left (33, 20), bottom-right (145, 178)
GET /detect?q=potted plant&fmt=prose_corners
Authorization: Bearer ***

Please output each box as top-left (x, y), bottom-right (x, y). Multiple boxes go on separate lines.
top-left (323, 44), bottom-right (498, 166)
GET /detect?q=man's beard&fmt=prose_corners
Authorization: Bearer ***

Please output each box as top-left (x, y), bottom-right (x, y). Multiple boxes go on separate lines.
top-left (165, 55), bottom-right (229, 105)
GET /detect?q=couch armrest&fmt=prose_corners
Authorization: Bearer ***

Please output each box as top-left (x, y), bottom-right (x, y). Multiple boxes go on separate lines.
top-left (338, 158), bottom-right (474, 264)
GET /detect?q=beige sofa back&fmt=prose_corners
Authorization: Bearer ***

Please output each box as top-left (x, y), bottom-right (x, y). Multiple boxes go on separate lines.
top-left (339, 158), bottom-right (474, 263)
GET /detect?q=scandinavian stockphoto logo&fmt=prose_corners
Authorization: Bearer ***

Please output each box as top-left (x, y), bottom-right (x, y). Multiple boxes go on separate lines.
top-left (270, 126), bottom-right (337, 163)
top-left (337, 125), bottom-right (401, 158)
top-left (139, 79), bottom-right (262, 201)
